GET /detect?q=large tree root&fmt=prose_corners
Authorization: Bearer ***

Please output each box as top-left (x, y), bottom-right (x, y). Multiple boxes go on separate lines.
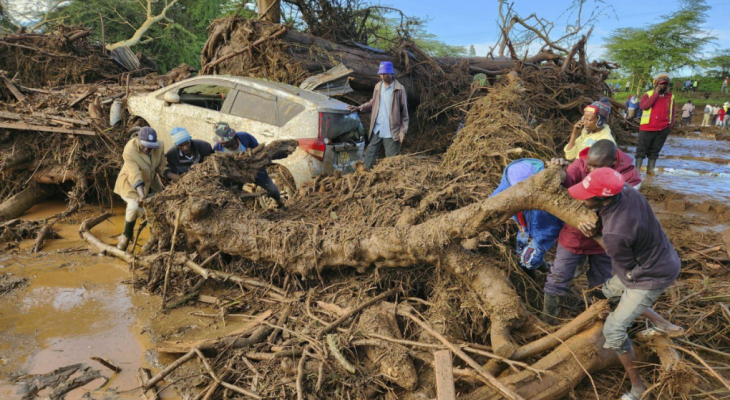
top-left (356, 302), bottom-right (419, 390)
top-left (461, 322), bottom-right (619, 400)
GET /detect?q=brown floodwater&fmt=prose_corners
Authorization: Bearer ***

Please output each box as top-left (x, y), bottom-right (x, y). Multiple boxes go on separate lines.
top-left (0, 201), bottom-right (180, 399)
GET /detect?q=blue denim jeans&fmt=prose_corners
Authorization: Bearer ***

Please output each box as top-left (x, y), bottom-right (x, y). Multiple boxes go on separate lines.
top-left (601, 275), bottom-right (665, 354)
top-left (544, 244), bottom-right (613, 296)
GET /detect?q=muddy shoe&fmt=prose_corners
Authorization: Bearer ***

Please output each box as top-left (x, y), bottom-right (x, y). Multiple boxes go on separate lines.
top-left (542, 294), bottom-right (562, 326)
top-left (116, 234), bottom-right (130, 251)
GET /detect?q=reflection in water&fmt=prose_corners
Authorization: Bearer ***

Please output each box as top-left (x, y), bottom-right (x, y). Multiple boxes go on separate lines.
top-left (628, 136), bottom-right (730, 202)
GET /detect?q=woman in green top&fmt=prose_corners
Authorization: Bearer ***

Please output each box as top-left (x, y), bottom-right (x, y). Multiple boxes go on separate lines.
top-left (564, 97), bottom-right (616, 160)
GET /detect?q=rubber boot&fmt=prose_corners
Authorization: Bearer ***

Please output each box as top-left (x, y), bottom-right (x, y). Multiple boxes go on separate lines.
top-left (542, 294), bottom-right (562, 326)
top-left (647, 159), bottom-right (657, 175)
top-left (635, 157), bottom-right (644, 174)
top-left (117, 220), bottom-right (136, 251)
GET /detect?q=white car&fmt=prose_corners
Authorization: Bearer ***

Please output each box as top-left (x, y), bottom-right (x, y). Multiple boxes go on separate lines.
top-left (127, 75), bottom-right (365, 187)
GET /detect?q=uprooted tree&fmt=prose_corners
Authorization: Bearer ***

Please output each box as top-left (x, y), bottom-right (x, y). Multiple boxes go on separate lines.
top-left (75, 58), bottom-right (729, 399)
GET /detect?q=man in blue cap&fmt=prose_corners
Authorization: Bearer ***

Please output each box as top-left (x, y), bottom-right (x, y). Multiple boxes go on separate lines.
top-left (165, 127), bottom-right (214, 175)
top-left (491, 159), bottom-right (564, 274)
top-left (347, 61), bottom-right (409, 170)
top-left (212, 122), bottom-right (285, 208)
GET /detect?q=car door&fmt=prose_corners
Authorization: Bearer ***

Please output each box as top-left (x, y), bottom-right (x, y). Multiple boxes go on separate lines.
top-left (223, 84), bottom-right (280, 144)
top-left (156, 79), bottom-right (237, 147)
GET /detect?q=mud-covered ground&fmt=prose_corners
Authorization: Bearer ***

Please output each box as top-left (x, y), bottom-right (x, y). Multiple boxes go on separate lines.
top-left (0, 132), bottom-right (728, 399)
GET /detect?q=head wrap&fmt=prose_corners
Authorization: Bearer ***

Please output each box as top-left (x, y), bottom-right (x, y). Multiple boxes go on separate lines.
top-left (585, 97), bottom-right (611, 128)
top-left (171, 127), bottom-right (192, 146)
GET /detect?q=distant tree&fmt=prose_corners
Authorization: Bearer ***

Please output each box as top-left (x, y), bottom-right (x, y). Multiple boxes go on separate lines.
top-left (469, 44), bottom-right (476, 57)
top-left (604, 0), bottom-right (714, 94)
top-left (702, 49), bottom-right (730, 78)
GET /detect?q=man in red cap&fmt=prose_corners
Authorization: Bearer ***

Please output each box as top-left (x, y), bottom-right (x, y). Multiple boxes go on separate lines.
top-left (541, 140), bottom-right (641, 325)
top-left (569, 167), bottom-right (684, 400)
top-left (636, 72), bottom-right (676, 175)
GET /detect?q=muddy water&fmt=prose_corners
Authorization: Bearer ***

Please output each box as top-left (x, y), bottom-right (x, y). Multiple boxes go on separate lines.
top-left (0, 201), bottom-right (179, 399)
top-left (628, 135), bottom-right (730, 202)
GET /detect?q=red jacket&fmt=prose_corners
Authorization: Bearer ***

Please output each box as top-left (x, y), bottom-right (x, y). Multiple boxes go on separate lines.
top-left (717, 108), bottom-right (726, 122)
top-left (640, 91), bottom-right (675, 131)
top-left (558, 148), bottom-right (642, 254)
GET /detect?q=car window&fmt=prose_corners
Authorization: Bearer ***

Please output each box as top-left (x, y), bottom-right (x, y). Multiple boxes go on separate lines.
top-left (277, 98), bottom-right (305, 126)
top-left (177, 84), bottom-right (231, 111)
top-left (229, 89), bottom-right (278, 126)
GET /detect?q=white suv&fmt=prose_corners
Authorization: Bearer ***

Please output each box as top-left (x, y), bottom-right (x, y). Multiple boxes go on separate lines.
top-left (127, 76), bottom-right (365, 187)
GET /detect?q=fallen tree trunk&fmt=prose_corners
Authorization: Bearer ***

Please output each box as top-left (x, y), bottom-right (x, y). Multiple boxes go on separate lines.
top-left (201, 19), bottom-right (562, 99)
top-left (143, 148), bottom-right (599, 358)
top-left (0, 184), bottom-right (56, 221)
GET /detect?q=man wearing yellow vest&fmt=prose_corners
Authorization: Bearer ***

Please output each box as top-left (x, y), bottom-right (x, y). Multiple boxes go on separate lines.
top-left (636, 72), bottom-right (676, 175)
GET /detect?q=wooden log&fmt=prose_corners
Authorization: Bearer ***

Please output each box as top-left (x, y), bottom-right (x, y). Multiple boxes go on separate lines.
top-left (460, 322), bottom-right (621, 400)
top-left (434, 350), bottom-right (456, 400)
top-left (68, 86), bottom-right (98, 108)
top-left (155, 310), bottom-right (273, 353)
top-left (0, 184), bottom-right (56, 221)
top-left (31, 223), bottom-right (53, 253)
top-left (0, 121), bottom-right (95, 136)
top-left (1, 72), bottom-right (26, 102)
top-left (136, 368), bottom-right (160, 400)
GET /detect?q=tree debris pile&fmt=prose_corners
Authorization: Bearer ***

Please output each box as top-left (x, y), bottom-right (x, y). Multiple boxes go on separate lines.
top-left (0, 25), bottom-right (126, 91)
top-left (114, 41), bottom-right (730, 398)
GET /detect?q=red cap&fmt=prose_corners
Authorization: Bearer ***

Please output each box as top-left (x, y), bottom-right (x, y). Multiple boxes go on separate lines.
top-left (568, 167), bottom-right (625, 200)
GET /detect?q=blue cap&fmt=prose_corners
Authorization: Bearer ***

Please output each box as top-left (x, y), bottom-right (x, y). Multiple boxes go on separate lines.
top-left (138, 127), bottom-right (159, 149)
top-left (171, 127), bottom-right (192, 146)
top-left (377, 61), bottom-right (394, 75)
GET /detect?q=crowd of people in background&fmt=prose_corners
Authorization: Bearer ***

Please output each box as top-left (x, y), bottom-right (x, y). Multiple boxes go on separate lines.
top-left (620, 75), bottom-right (729, 131)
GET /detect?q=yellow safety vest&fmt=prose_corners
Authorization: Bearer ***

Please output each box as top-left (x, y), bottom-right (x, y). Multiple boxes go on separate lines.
top-left (640, 90), bottom-right (674, 126)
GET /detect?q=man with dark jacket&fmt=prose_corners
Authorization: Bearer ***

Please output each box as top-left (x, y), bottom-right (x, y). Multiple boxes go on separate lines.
top-left (636, 72), bottom-right (676, 175)
top-left (165, 127), bottom-right (213, 175)
top-left (491, 159), bottom-right (564, 272)
top-left (212, 122), bottom-right (285, 208)
top-left (543, 140), bottom-right (641, 324)
top-left (348, 61), bottom-right (409, 170)
top-left (569, 167), bottom-right (683, 400)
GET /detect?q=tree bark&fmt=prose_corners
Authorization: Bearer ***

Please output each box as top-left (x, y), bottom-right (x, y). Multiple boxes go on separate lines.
top-left (0, 184), bottom-right (56, 221)
top-left (257, 0), bottom-right (281, 23)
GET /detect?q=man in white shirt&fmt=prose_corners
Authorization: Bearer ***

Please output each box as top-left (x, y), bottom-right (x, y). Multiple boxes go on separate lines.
top-left (349, 61), bottom-right (409, 170)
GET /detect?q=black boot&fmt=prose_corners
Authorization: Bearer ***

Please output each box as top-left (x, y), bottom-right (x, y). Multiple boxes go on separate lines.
top-left (635, 157), bottom-right (644, 173)
top-left (647, 159), bottom-right (657, 175)
top-left (542, 294), bottom-right (562, 326)
top-left (117, 220), bottom-right (136, 251)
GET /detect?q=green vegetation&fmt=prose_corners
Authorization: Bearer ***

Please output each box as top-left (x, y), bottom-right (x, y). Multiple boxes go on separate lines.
top-left (604, 0), bottom-right (714, 95)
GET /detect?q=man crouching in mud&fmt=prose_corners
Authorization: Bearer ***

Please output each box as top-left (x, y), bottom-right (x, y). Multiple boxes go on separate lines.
top-left (212, 122), bottom-right (286, 208)
top-left (568, 168), bottom-right (684, 400)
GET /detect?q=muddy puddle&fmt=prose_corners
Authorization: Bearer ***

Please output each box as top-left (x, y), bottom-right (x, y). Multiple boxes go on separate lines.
top-left (628, 135), bottom-right (730, 202)
top-left (0, 201), bottom-right (179, 399)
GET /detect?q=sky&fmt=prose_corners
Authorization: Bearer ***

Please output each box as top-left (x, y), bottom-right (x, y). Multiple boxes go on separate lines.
top-left (392, 0), bottom-right (730, 61)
